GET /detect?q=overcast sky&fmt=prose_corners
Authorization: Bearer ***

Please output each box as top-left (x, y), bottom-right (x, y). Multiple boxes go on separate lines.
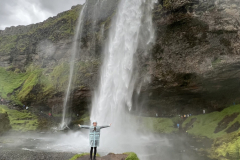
top-left (0, 0), bottom-right (86, 30)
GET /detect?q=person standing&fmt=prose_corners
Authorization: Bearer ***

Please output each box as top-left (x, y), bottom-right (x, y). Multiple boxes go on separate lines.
top-left (78, 121), bottom-right (111, 160)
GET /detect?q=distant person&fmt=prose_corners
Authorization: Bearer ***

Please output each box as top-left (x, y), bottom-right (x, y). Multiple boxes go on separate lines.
top-left (203, 110), bottom-right (205, 114)
top-left (48, 112), bottom-right (51, 117)
top-left (187, 114), bottom-right (189, 117)
top-left (78, 121), bottom-right (111, 160)
top-left (177, 123), bottom-right (180, 128)
top-left (156, 113), bottom-right (158, 117)
top-left (23, 105), bottom-right (25, 110)
top-left (1, 98), bottom-right (3, 105)
top-left (26, 106), bottom-right (29, 110)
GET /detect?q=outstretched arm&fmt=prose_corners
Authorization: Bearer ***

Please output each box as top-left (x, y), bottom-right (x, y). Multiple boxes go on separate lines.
top-left (100, 123), bottom-right (111, 129)
top-left (78, 124), bottom-right (90, 129)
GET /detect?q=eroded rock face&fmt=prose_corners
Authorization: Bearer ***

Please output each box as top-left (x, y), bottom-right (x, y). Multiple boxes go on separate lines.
top-left (138, 0), bottom-right (240, 114)
top-left (0, 113), bottom-right (11, 135)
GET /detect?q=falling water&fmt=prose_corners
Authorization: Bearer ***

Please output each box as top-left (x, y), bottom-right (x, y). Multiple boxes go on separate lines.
top-left (91, 0), bottom-right (156, 126)
top-left (90, 0), bottom-right (157, 158)
top-left (60, 4), bottom-right (87, 129)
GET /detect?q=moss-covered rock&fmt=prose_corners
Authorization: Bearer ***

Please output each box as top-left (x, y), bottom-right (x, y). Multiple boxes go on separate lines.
top-left (138, 116), bottom-right (178, 134)
top-left (0, 112), bottom-right (11, 134)
top-left (182, 105), bottom-right (240, 139)
top-left (0, 105), bottom-right (38, 132)
top-left (210, 132), bottom-right (240, 160)
top-left (69, 152), bottom-right (138, 160)
top-left (124, 152), bottom-right (139, 160)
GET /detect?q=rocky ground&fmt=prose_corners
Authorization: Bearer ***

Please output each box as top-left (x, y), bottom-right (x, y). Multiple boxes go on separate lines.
top-left (76, 153), bottom-right (127, 160)
top-left (0, 150), bottom-right (75, 160)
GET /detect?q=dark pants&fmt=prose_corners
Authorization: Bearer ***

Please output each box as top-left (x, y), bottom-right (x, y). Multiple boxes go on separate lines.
top-left (90, 147), bottom-right (97, 159)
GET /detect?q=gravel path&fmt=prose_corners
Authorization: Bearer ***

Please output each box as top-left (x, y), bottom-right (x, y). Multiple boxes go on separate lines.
top-left (0, 149), bottom-right (75, 160)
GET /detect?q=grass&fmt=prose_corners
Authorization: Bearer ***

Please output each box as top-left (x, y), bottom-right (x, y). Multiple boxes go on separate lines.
top-left (18, 66), bottom-right (42, 101)
top-left (209, 131), bottom-right (240, 159)
top-left (182, 105), bottom-right (240, 139)
top-left (139, 116), bottom-right (178, 133)
top-left (124, 152), bottom-right (139, 160)
top-left (69, 153), bottom-right (89, 160)
top-left (0, 59), bottom-right (99, 105)
top-left (0, 67), bottom-right (29, 100)
top-left (0, 105), bottom-right (38, 131)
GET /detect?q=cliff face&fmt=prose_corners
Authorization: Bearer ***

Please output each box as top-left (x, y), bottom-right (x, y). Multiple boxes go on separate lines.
top-left (0, 0), bottom-right (239, 114)
top-left (142, 0), bottom-right (240, 115)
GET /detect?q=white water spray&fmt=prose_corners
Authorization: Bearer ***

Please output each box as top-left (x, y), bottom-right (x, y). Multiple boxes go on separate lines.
top-left (91, 0), bottom-right (156, 127)
top-left (60, 4), bottom-right (87, 129)
top-left (90, 0), bottom-right (157, 158)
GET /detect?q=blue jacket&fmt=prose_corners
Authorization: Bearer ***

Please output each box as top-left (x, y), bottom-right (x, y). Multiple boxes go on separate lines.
top-left (80, 125), bottom-right (110, 147)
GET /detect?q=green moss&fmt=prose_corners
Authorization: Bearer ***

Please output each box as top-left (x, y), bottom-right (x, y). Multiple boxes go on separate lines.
top-left (18, 66), bottom-right (42, 101)
top-left (182, 105), bottom-right (240, 139)
top-left (0, 105), bottom-right (38, 131)
top-left (124, 152), bottom-right (139, 160)
top-left (0, 67), bottom-right (28, 100)
top-left (139, 116), bottom-right (178, 133)
top-left (163, 0), bottom-right (173, 10)
top-left (0, 35), bottom-right (18, 54)
top-left (210, 131), bottom-right (240, 159)
top-left (69, 153), bottom-right (89, 160)
top-left (0, 59), bottom-right (99, 104)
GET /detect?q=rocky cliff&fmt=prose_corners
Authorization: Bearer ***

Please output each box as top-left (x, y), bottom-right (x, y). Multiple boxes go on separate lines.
top-left (0, 0), bottom-right (239, 115)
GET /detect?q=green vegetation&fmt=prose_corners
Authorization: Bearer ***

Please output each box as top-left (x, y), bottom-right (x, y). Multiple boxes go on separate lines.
top-left (69, 153), bottom-right (100, 160)
top-left (210, 132), bottom-right (240, 160)
top-left (69, 152), bottom-right (138, 160)
top-left (69, 153), bottom-right (90, 160)
top-left (18, 66), bottom-right (42, 101)
top-left (0, 35), bottom-right (18, 54)
top-left (0, 112), bottom-right (11, 134)
top-left (180, 105), bottom-right (240, 159)
top-left (0, 105), bottom-right (38, 131)
top-left (182, 105), bottom-right (240, 139)
top-left (0, 59), bottom-right (99, 105)
top-left (163, 0), bottom-right (171, 9)
top-left (139, 116), bottom-right (178, 133)
top-left (0, 67), bottom-right (29, 100)
top-left (0, 5), bottom-right (82, 56)
top-left (125, 152), bottom-right (139, 160)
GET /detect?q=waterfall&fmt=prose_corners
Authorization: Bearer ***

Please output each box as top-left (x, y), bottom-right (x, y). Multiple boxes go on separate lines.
top-left (60, 3), bottom-right (87, 129)
top-left (60, 0), bottom-right (107, 129)
top-left (91, 0), bottom-right (156, 127)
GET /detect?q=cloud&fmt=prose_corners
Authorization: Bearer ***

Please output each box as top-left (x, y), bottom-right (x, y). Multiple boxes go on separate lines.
top-left (0, 0), bottom-right (86, 30)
